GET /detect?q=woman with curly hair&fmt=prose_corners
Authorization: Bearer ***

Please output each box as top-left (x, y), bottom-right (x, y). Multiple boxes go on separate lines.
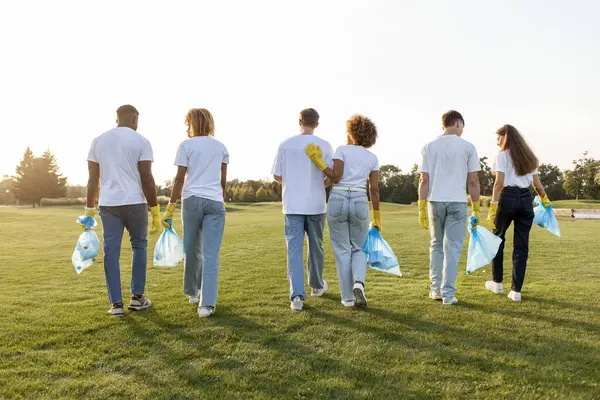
top-left (162, 108), bottom-right (229, 318)
top-left (305, 114), bottom-right (380, 308)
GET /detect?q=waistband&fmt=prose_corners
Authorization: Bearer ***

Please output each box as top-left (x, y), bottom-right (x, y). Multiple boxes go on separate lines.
top-left (331, 186), bottom-right (366, 192)
top-left (502, 186), bottom-right (532, 196)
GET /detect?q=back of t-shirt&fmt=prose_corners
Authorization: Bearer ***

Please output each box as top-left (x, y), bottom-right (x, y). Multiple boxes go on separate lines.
top-left (87, 127), bottom-right (153, 207)
top-left (272, 134), bottom-right (333, 215)
top-left (333, 145), bottom-right (379, 188)
top-left (419, 135), bottom-right (480, 203)
top-left (174, 136), bottom-right (229, 203)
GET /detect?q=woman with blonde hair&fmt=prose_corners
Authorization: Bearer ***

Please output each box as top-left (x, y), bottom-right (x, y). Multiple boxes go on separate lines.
top-left (486, 124), bottom-right (550, 301)
top-left (162, 108), bottom-right (229, 317)
top-left (306, 114), bottom-right (381, 308)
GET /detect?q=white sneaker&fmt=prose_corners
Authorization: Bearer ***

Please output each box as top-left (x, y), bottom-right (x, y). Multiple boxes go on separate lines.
top-left (341, 300), bottom-right (355, 307)
top-left (508, 291), bottom-right (522, 302)
top-left (353, 282), bottom-right (367, 308)
top-left (311, 281), bottom-right (329, 297)
top-left (198, 306), bottom-right (215, 317)
top-left (108, 303), bottom-right (124, 317)
top-left (485, 281), bottom-right (504, 294)
top-left (290, 296), bottom-right (304, 311)
top-left (443, 297), bottom-right (459, 305)
top-left (429, 291), bottom-right (442, 301)
top-left (188, 290), bottom-right (200, 304)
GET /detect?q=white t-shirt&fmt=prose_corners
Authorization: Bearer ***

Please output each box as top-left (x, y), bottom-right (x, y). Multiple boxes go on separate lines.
top-left (419, 135), bottom-right (480, 202)
top-left (87, 127), bottom-right (153, 207)
top-left (272, 134), bottom-right (333, 215)
top-left (332, 145), bottom-right (379, 188)
top-left (492, 150), bottom-right (538, 188)
top-left (174, 136), bottom-right (229, 203)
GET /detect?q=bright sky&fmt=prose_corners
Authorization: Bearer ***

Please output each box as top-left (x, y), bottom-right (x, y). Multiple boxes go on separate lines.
top-left (1, 0), bottom-right (599, 186)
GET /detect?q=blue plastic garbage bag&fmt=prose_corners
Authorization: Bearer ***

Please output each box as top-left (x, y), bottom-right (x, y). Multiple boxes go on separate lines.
top-left (362, 227), bottom-right (402, 276)
top-left (466, 216), bottom-right (502, 274)
top-left (72, 215), bottom-right (100, 274)
top-left (153, 222), bottom-right (184, 267)
top-left (533, 196), bottom-right (560, 237)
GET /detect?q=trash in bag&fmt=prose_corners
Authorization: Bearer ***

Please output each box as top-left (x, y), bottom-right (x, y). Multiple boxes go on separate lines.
top-left (533, 196), bottom-right (561, 237)
top-left (466, 216), bottom-right (502, 275)
top-left (72, 215), bottom-right (100, 274)
top-left (153, 221), bottom-right (184, 267)
top-left (362, 227), bottom-right (402, 276)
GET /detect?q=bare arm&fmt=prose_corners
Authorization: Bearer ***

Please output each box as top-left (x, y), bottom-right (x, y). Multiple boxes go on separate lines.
top-left (467, 172), bottom-right (481, 203)
top-left (86, 161), bottom-right (100, 208)
top-left (369, 171), bottom-right (380, 211)
top-left (491, 172), bottom-right (505, 203)
top-left (168, 166), bottom-right (187, 203)
top-left (221, 163), bottom-right (228, 195)
top-left (532, 175), bottom-right (546, 197)
top-left (418, 173), bottom-right (429, 200)
top-left (138, 161), bottom-right (158, 207)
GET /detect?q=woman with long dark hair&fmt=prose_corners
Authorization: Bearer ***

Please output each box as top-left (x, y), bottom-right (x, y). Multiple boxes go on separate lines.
top-left (486, 125), bottom-right (550, 301)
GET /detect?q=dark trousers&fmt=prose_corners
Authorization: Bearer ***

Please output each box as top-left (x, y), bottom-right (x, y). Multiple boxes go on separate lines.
top-left (492, 187), bottom-right (534, 292)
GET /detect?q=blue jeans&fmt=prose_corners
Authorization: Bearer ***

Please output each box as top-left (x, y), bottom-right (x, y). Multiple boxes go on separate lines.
top-left (284, 214), bottom-right (326, 301)
top-left (99, 204), bottom-right (149, 304)
top-left (428, 202), bottom-right (467, 301)
top-left (182, 196), bottom-right (226, 308)
top-left (327, 190), bottom-right (370, 302)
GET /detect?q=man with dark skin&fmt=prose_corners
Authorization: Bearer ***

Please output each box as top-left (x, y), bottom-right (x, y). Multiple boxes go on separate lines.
top-left (84, 105), bottom-right (160, 316)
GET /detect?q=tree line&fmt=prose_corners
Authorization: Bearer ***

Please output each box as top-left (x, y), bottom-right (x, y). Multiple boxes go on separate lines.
top-left (3, 147), bottom-right (600, 206)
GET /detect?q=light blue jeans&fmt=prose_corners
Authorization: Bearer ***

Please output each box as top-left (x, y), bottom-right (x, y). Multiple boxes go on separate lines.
top-left (99, 204), bottom-right (148, 304)
top-left (327, 190), bottom-right (370, 302)
top-left (182, 196), bottom-right (226, 308)
top-left (428, 202), bottom-right (467, 301)
top-left (284, 214), bottom-right (326, 301)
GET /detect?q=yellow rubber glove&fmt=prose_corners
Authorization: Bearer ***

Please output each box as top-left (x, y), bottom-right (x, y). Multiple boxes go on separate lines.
top-left (161, 202), bottom-right (177, 229)
top-left (540, 193), bottom-right (551, 208)
top-left (371, 210), bottom-right (382, 232)
top-left (150, 205), bottom-right (161, 233)
top-left (418, 200), bottom-right (429, 230)
top-left (471, 201), bottom-right (481, 227)
top-left (487, 203), bottom-right (498, 231)
top-left (305, 143), bottom-right (328, 171)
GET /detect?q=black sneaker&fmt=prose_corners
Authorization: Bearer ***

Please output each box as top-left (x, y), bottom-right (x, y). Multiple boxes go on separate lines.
top-left (128, 295), bottom-right (152, 311)
top-left (108, 302), bottom-right (125, 317)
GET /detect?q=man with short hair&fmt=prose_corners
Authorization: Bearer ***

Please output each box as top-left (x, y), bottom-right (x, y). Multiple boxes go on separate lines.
top-left (85, 105), bottom-right (161, 316)
top-left (272, 108), bottom-right (333, 311)
top-left (418, 110), bottom-right (481, 305)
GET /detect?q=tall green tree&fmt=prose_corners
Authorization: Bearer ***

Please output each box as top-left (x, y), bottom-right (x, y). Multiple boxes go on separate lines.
top-left (13, 148), bottom-right (67, 206)
top-left (537, 163), bottom-right (567, 200)
top-left (478, 157), bottom-right (494, 196)
top-left (563, 153), bottom-right (600, 200)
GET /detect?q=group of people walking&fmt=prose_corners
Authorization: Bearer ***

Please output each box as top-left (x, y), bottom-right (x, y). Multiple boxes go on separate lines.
top-left (84, 105), bottom-right (551, 317)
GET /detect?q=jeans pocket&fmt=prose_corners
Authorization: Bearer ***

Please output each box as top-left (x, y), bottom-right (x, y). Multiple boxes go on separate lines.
top-left (327, 197), bottom-right (344, 218)
top-left (354, 200), bottom-right (369, 221)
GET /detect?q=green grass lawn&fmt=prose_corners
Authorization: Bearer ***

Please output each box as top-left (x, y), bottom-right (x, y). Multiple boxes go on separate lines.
top-left (1, 204), bottom-right (599, 399)
top-left (552, 200), bottom-right (600, 210)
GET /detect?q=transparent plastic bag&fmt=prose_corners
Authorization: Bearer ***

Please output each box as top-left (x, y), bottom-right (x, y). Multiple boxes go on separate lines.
top-left (466, 216), bottom-right (502, 275)
top-left (362, 227), bottom-right (402, 276)
top-left (533, 196), bottom-right (561, 237)
top-left (72, 215), bottom-right (100, 274)
top-left (153, 222), bottom-right (184, 267)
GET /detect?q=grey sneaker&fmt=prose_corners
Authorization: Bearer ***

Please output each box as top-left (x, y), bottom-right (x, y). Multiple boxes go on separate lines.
top-left (310, 281), bottom-right (329, 297)
top-left (429, 291), bottom-right (442, 301)
top-left (443, 297), bottom-right (459, 305)
top-left (128, 295), bottom-right (152, 311)
top-left (108, 303), bottom-right (124, 317)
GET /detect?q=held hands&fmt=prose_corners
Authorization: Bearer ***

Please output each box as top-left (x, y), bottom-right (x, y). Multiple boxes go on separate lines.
top-left (161, 203), bottom-right (177, 229)
top-left (418, 200), bottom-right (429, 230)
top-left (487, 203), bottom-right (498, 231)
top-left (150, 205), bottom-right (161, 233)
top-left (371, 210), bottom-right (382, 232)
top-left (471, 201), bottom-right (481, 228)
top-left (305, 143), bottom-right (328, 171)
